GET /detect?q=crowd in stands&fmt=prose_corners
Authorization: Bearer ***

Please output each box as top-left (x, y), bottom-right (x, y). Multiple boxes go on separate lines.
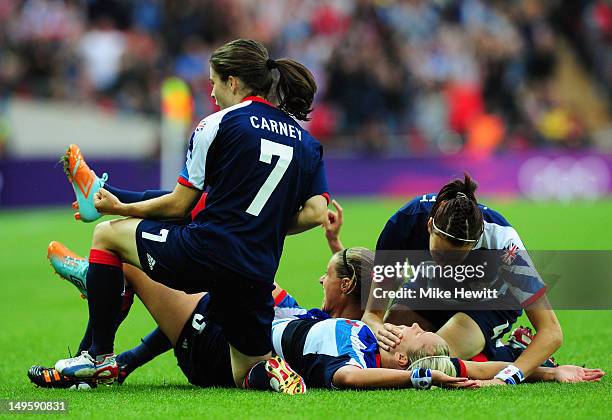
top-left (0, 0), bottom-right (610, 156)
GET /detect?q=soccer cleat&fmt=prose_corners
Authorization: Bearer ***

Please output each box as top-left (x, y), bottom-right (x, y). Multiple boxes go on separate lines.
top-left (508, 326), bottom-right (533, 350)
top-left (28, 365), bottom-right (94, 390)
top-left (55, 351), bottom-right (119, 384)
top-left (265, 356), bottom-right (306, 395)
top-left (47, 241), bottom-right (88, 298)
top-left (61, 144), bottom-right (108, 223)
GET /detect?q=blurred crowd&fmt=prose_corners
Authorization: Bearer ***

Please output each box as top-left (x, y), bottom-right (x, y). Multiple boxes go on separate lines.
top-left (0, 0), bottom-right (610, 156)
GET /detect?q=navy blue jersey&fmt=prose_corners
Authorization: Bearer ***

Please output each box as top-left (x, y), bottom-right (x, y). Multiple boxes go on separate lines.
top-left (272, 318), bottom-right (380, 388)
top-left (178, 97), bottom-right (329, 280)
top-left (377, 194), bottom-right (546, 308)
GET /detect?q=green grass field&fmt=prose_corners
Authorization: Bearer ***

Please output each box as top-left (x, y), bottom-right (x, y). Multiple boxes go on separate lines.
top-left (0, 199), bottom-right (610, 419)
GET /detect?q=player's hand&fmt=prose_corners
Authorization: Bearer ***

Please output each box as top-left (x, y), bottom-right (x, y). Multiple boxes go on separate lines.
top-left (431, 371), bottom-right (479, 389)
top-left (553, 365), bottom-right (605, 383)
top-left (474, 378), bottom-right (506, 387)
top-left (94, 188), bottom-right (123, 215)
top-left (324, 199), bottom-right (343, 242)
top-left (376, 323), bottom-right (402, 351)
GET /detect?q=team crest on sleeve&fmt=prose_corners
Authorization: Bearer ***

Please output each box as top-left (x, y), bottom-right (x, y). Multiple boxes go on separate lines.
top-left (502, 243), bottom-right (519, 265)
top-left (195, 119), bottom-right (207, 131)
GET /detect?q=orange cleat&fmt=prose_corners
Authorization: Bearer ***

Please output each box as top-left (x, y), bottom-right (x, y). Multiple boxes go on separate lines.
top-left (61, 144), bottom-right (107, 222)
top-left (47, 241), bottom-right (88, 298)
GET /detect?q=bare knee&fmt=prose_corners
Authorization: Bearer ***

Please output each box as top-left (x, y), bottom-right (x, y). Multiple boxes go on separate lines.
top-left (91, 221), bottom-right (115, 250)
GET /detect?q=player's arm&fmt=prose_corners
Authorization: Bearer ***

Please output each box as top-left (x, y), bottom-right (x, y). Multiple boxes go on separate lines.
top-left (324, 199), bottom-right (344, 253)
top-left (513, 296), bottom-right (563, 377)
top-left (462, 360), bottom-right (604, 384)
top-left (362, 217), bottom-right (410, 347)
top-left (94, 183), bottom-right (202, 220)
top-left (332, 366), bottom-right (474, 389)
top-left (287, 195), bottom-right (328, 235)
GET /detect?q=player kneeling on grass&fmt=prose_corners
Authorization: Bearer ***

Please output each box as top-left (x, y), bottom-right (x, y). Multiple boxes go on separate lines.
top-left (363, 174), bottom-right (566, 386)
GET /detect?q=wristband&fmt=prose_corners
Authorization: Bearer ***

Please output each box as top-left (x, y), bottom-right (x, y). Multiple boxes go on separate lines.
top-left (410, 368), bottom-right (432, 390)
top-left (494, 365), bottom-right (525, 385)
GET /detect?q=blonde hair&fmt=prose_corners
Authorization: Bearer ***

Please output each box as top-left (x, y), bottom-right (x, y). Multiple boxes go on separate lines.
top-left (408, 355), bottom-right (456, 377)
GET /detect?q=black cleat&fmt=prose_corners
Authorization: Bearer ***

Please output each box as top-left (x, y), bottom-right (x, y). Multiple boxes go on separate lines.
top-left (28, 365), bottom-right (95, 389)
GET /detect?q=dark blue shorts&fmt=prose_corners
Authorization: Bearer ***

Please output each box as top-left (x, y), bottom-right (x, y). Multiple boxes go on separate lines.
top-left (174, 294), bottom-right (234, 387)
top-left (136, 219), bottom-right (275, 356)
top-left (413, 309), bottom-right (521, 360)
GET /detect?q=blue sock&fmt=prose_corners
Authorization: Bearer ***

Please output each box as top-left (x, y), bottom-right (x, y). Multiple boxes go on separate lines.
top-left (116, 328), bottom-right (172, 379)
top-left (103, 183), bottom-right (170, 204)
top-left (245, 361), bottom-right (273, 390)
top-left (78, 281), bottom-right (133, 354)
top-left (77, 320), bottom-right (92, 354)
top-left (87, 250), bottom-right (124, 357)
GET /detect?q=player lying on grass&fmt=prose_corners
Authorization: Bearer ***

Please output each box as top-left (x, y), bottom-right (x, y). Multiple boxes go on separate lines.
top-left (360, 174), bottom-right (565, 386)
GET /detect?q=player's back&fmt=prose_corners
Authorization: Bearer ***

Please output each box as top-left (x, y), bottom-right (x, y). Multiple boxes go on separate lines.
top-left (272, 318), bottom-right (379, 388)
top-left (181, 98), bottom-right (327, 280)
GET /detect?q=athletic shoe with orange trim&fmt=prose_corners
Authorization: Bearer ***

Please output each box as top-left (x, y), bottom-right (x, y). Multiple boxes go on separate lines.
top-left (61, 144), bottom-right (107, 223)
top-left (55, 351), bottom-right (118, 384)
top-left (265, 356), bottom-right (306, 395)
top-left (47, 241), bottom-right (88, 298)
top-left (27, 365), bottom-right (93, 389)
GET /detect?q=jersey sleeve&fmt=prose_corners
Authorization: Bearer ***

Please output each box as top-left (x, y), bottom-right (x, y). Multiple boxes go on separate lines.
top-left (376, 215), bottom-right (412, 250)
top-left (300, 143), bottom-right (329, 205)
top-left (306, 158), bottom-right (330, 204)
top-left (496, 232), bottom-right (547, 308)
top-left (273, 289), bottom-right (309, 320)
top-left (178, 116), bottom-right (221, 190)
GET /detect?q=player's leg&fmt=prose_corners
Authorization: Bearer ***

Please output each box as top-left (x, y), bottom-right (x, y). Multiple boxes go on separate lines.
top-left (436, 312), bottom-right (486, 359)
top-left (211, 271), bottom-right (305, 394)
top-left (55, 218), bottom-right (143, 381)
top-left (122, 264), bottom-right (201, 346)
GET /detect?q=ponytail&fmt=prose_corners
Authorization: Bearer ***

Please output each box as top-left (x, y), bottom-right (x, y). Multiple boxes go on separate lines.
top-left (430, 173), bottom-right (484, 246)
top-left (209, 39), bottom-right (316, 121)
top-left (273, 59), bottom-right (317, 121)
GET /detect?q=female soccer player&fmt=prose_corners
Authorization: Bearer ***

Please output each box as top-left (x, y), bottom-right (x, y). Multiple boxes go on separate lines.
top-left (362, 174), bottom-right (564, 387)
top-left (54, 39), bottom-right (329, 394)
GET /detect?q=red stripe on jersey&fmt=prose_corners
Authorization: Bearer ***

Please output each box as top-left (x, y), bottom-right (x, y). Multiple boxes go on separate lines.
top-left (521, 286), bottom-right (547, 308)
top-left (191, 192), bottom-right (208, 220)
top-left (89, 249), bottom-right (122, 268)
top-left (375, 352), bottom-right (381, 368)
top-left (321, 192), bottom-right (330, 205)
top-left (177, 176), bottom-right (194, 188)
top-left (274, 289), bottom-right (288, 306)
top-left (242, 96), bottom-right (275, 107)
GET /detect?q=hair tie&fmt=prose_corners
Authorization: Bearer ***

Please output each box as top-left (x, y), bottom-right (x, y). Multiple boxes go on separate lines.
top-left (456, 192), bottom-right (468, 200)
top-left (266, 58), bottom-right (277, 70)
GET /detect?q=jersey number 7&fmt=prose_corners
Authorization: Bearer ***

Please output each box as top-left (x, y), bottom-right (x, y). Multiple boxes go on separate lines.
top-left (246, 138), bottom-right (293, 216)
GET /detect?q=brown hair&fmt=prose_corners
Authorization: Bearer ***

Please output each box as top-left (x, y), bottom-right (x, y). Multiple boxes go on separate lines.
top-left (332, 247), bottom-right (374, 301)
top-left (209, 39), bottom-right (316, 121)
top-left (430, 173), bottom-right (484, 246)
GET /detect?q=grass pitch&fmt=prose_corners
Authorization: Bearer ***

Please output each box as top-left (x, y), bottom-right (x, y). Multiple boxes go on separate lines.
top-left (0, 198), bottom-right (610, 419)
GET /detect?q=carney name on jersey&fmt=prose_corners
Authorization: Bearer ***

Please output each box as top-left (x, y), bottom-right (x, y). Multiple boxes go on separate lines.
top-left (178, 97), bottom-right (329, 281)
top-left (376, 194), bottom-right (546, 310)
